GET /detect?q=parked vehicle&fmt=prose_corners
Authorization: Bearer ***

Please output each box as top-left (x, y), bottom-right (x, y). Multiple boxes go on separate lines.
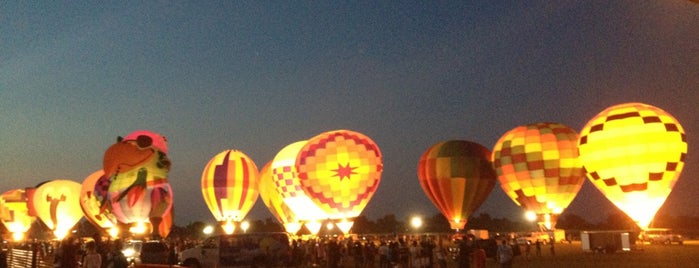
top-left (179, 232), bottom-right (291, 268)
top-left (122, 240), bottom-right (170, 266)
top-left (639, 228), bottom-right (683, 245)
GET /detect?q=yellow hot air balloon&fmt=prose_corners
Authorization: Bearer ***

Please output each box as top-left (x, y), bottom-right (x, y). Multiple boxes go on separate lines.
top-left (296, 130), bottom-right (383, 234)
top-left (0, 189), bottom-right (36, 241)
top-left (201, 150), bottom-right (260, 234)
top-left (31, 180), bottom-right (84, 239)
top-left (417, 140), bottom-right (497, 230)
top-left (80, 170), bottom-right (118, 235)
top-left (259, 161), bottom-right (301, 234)
top-left (271, 141), bottom-right (327, 234)
top-left (578, 102), bottom-right (687, 229)
top-left (492, 123), bottom-right (585, 230)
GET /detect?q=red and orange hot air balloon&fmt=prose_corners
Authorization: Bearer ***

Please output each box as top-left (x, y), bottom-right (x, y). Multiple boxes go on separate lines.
top-left (296, 130), bottom-right (383, 234)
top-left (103, 130), bottom-right (173, 236)
top-left (31, 180), bottom-right (84, 239)
top-left (418, 140), bottom-right (497, 230)
top-left (201, 150), bottom-right (260, 234)
top-left (492, 123), bottom-right (585, 230)
top-left (578, 102), bottom-right (687, 229)
top-left (0, 189), bottom-right (36, 241)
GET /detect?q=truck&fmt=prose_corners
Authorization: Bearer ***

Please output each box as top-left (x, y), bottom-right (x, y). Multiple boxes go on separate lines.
top-left (178, 232), bottom-right (291, 268)
top-left (580, 230), bottom-right (634, 253)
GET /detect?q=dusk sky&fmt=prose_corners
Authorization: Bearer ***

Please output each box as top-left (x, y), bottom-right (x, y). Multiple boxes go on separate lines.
top-left (1, 1), bottom-right (698, 227)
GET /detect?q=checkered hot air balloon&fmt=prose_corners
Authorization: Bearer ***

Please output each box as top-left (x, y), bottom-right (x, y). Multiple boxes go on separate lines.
top-left (418, 140), bottom-right (497, 230)
top-left (492, 123), bottom-right (585, 230)
top-left (295, 130), bottom-right (383, 233)
top-left (201, 150), bottom-right (260, 234)
top-left (259, 161), bottom-right (301, 234)
top-left (271, 141), bottom-right (327, 233)
top-left (578, 102), bottom-right (687, 229)
top-left (0, 189), bottom-right (36, 241)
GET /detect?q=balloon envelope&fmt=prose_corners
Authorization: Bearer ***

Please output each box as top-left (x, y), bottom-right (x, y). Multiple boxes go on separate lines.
top-left (80, 170), bottom-right (117, 230)
top-left (201, 150), bottom-right (260, 224)
top-left (578, 102), bottom-right (687, 229)
top-left (492, 122), bottom-right (585, 229)
top-left (271, 141), bottom-right (326, 222)
top-left (31, 180), bottom-right (84, 239)
top-left (259, 161), bottom-right (301, 234)
top-left (0, 189), bottom-right (36, 241)
top-left (296, 130), bottom-right (383, 220)
top-left (418, 140), bottom-right (497, 230)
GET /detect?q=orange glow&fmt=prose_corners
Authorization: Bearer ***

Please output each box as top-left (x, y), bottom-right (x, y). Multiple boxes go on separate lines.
top-left (0, 189), bottom-right (36, 241)
top-left (579, 103), bottom-right (687, 229)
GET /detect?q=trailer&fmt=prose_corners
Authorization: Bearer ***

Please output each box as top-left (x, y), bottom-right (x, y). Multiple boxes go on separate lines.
top-left (580, 230), bottom-right (635, 253)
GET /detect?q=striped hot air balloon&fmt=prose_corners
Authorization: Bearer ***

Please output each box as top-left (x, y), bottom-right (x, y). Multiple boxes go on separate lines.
top-left (201, 150), bottom-right (260, 234)
top-left (578, 102), bottom-right (687, 229)
top-left (492, 123), bottom-right (585, 230)
top-left (0, 189), bottom-right (36, 241)
top-left (417, 140), bottom-right (496, 230)
top-left (296, 130), bottom-right (383, 234)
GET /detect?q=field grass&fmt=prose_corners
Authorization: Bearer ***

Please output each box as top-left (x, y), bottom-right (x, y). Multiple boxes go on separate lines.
top-left (472, 240), bottom-right (699, 268)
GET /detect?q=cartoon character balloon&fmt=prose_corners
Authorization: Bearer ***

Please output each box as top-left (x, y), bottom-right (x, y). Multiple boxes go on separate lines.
top-left (271, 141), bottom-right (327, 233)
top-left (418, 140), bottom-right (497, 230)
top-left (80, 170), bottom-right (118, 235)
top-left (259, 161), bottom-right (301, 234)
top-left (201, 150), bottom-right (260, 234)
top-left (0, 189), bottom-right (36, 241)
top-left (578, 103), bottom-right (687, 229)
top-left (31, 180), bottom-right (84, 239)
top-left (103, 130), bottom-right (173, 235)
top-left (296, 130), bottom-right (383, 233)
top-left (492, 123), bottom-right (585, 230)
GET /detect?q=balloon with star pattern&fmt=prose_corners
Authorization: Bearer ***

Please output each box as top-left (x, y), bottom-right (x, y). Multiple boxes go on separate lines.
top-left (295, 130), bottom-right (383, 221)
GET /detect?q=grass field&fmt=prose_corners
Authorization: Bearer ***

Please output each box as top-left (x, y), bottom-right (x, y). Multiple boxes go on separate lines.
top-left (470, 240), bottom-right (699, 268)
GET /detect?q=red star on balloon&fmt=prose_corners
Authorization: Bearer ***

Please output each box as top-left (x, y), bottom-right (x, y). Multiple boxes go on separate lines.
top-left (333, 162), bottom-right (357, 181)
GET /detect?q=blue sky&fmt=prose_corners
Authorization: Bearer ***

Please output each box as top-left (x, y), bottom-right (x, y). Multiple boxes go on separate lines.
top-left (1, 1), bottom-right (698, 226)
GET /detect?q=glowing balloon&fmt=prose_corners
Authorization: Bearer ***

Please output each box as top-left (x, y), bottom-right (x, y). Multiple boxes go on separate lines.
top-left (418, 140), bottom-right (497, 230)
top-left (492, 123), bottom-right (585, 230)
top-left (0, 189), bottom-right (36, 241)
top-left (80, 170), bottom-right (117, 232)
top-left (103, 130), bottom-right (173, 233)
top-left (258, 161), bottom-right (301, 234)
top-left (201, 150), bottom-right (260, 234)
top-left (578, 102), bottom-right (687, 229)
top-left (31, 180), bottom-right (84, 239)
top-left (271, 141), bottom-right (327, 226)
top-left (296, 130), bottom-right (383, 231)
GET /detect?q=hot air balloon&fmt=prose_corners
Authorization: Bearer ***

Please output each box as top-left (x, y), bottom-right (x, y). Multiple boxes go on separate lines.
top-left (296, 130), bottom-right (383, 234)
top-left (271, 141), bottom-right (327, 235)
top-left (80, 170), bottom-right (118, 235)
top-left (201, 150), bottom-right (260, 234)
top-left (418, 140), bottom-right (497, 230)
top-left (31, 180), bottom-right (84, 239)
top-left (492, 123), bottom-right (585, 230)
top-left (259, 161), bottom-right (301, 234)
top-left (578, 102), bottom-right (687, 229)
top-left (103, 130), bottom-right (173, 236)
top-left (0, 189), bottom-right (36, 241)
